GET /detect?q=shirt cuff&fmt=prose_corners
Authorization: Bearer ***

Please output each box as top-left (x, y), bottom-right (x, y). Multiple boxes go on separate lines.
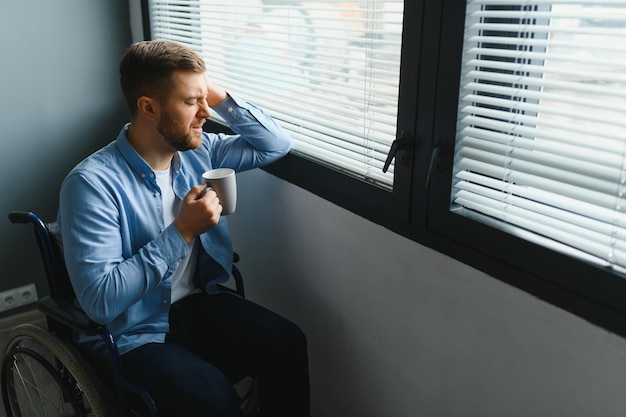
top-left (212, 94), bottom-right (243, 121)
top-left (156, 223), bottom-right (190, 266)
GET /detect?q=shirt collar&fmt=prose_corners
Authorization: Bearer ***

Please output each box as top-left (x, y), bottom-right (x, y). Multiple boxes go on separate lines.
top-left (114, 123), bottom-right (182, 181)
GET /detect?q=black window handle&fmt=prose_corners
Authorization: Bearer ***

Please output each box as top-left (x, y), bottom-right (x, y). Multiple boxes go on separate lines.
top-left (383, 132), bottom-right (411, 173)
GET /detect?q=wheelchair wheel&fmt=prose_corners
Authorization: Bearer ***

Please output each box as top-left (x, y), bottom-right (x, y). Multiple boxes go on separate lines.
top-left (1, 323), bottom-right (115, 417)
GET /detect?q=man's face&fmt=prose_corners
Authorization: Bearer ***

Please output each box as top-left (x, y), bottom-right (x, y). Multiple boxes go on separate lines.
top-left (157, 71), bottom-right (211, 151)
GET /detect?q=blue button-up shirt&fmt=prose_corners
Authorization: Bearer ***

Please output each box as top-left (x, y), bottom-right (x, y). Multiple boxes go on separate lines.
top-left (57, 95), bottom-right (292, 355)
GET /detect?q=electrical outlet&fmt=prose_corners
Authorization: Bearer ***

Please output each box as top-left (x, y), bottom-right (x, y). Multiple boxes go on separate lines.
top-left (0, 284), bottom-right (38, 312)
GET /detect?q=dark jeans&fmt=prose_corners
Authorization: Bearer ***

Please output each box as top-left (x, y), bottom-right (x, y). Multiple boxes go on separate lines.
top-left (120, 292), bottom-right (310, 417)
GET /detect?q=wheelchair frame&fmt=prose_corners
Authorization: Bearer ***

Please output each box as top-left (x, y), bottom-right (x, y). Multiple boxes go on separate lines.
top-left (2, 211), bottom-right (258, 417)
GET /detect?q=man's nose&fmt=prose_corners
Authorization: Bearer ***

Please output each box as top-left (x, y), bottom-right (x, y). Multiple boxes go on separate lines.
top-left (199, 100), bottom-right (211, 118)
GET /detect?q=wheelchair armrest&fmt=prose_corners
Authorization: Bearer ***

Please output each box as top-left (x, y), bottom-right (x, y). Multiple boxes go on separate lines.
top-left (38, 295), bottom-right (105, 336)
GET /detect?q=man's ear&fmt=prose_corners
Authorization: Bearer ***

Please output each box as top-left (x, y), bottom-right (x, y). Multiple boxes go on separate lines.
top-left (136, 96), bottom-right (159, 121)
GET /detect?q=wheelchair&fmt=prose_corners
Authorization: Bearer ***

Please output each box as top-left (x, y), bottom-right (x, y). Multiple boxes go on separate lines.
top-left (2, 211), bottom-right (259, 417)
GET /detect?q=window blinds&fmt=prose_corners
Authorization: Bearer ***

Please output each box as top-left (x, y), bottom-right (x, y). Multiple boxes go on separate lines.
top-left (453, 1), bottom-right (626, 269)
top-left (148, 0), bottom-right (404, 190)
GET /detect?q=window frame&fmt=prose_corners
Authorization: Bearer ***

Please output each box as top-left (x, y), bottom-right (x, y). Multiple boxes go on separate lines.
top-left (425, 0), bottom-right (626, 337)
top-left (264, 0), bottom-right (423, 232)
top-left (142, 0), bottom-right (626, 338)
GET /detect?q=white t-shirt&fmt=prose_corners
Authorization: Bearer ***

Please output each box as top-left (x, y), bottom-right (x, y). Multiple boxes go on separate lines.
top-left (154, 167), bottom-right (201, 304)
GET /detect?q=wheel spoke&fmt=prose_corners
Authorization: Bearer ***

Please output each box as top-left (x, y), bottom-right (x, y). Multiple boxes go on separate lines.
top-left (2, 325), bottom-right (112, 417)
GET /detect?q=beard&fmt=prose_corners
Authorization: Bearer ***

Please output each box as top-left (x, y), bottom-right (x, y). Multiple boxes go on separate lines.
top-left (157, 110), bottom-right (201, 151)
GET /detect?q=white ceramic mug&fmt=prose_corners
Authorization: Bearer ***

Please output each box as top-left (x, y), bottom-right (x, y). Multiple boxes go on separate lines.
top-left (201, 168), bottom-right (237, 215)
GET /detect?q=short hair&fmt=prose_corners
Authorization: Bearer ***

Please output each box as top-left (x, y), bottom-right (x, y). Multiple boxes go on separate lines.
top-left (119, 40), bottom-right (206, 116)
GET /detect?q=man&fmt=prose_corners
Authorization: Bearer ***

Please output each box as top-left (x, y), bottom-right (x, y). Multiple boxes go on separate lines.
top-left (57, 40), bottom-right (310, 417)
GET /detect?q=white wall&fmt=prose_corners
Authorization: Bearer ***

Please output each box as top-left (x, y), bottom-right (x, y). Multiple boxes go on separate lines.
top-left (230, 169), bottom-right (626, 417)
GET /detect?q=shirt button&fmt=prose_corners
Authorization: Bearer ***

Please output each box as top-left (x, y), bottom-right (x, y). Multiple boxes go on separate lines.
top-left (154, 192), bottom-right (160, 198)
top-left (227, 107), bottom-right (233, 113)
top-left (162, 300), bottom-right (168, 304)
top-left (141, 173), bottom-right (146, 178)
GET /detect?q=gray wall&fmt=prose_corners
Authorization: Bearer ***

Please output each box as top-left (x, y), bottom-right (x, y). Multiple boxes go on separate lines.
top-left (0, 0), bottom-right (131, 303)
top-left (3, 1), bottom-right (626, 416)
top-left (230, 169), bottom-right (626, 417)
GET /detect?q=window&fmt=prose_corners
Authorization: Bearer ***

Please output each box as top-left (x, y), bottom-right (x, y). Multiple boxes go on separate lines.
top-left (148, 0), bottom-right (404, 190)
top-left (452, 1), bottom-right (626, 272)
top-left (428, 0), bottom-right (626, 335)
top-left (142, 0), bottom-right (626, 336)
